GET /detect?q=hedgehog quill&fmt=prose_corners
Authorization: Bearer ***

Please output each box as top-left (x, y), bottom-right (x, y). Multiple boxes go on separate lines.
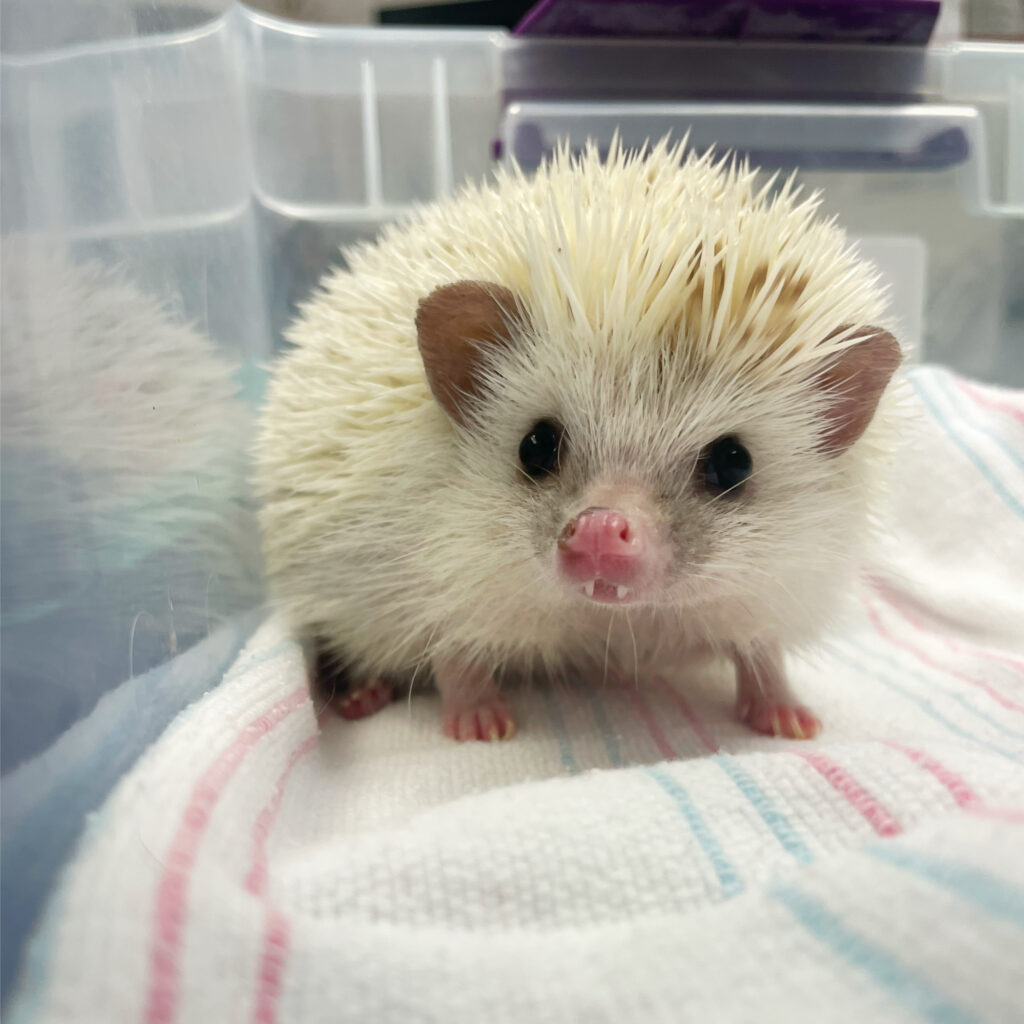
top-left (255, 140), bottom-right (903, 742)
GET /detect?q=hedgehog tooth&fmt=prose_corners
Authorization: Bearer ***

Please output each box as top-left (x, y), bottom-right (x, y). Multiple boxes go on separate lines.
top-left (583, 580), bottom-right (595, 598)
top-left (616, 585), bottom-right (629, 599)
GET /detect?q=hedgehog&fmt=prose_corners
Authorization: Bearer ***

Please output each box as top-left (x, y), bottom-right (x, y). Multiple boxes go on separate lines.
top-left (254, 139), bottom-right (903, 743)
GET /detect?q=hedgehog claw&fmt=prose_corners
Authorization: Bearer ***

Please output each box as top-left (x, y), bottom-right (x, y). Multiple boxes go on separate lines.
top-left (739, 699), bottom-right (820, 740)
top-left (442, 698), bottom-right (516, 743)
top-left (335, 679), bottom-right (395, 721)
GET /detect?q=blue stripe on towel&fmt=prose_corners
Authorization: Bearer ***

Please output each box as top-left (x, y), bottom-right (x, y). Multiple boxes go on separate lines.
top-left (542, 686), bottom-right (578, 773)
top-left (830, 645), bottom-right (1020, 763)
top-left (912, 376), bottom-right (1024, 519)
top-left (772, 883), bottom-right (976, 1024)
top-left (932, 372), bottom-right (1024, 473)
top-left (864, 845), bottom-right (1024, 928)
top-left (644, 766), bottom-right (744, 897)
top-left (839, 638), bottom-right (1024, 745)
top-left (586, 687), bottom-right (624, 768)
top-left (947, 693), bottom-right (1024, 742)
top-left (715, 757), bottom-right (815, 865)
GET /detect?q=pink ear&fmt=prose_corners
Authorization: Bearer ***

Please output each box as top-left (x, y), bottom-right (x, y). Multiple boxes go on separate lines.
top-left (816, 328), bottom-right (901, 455)
top-left (415, 280), bottom-right (521, 426)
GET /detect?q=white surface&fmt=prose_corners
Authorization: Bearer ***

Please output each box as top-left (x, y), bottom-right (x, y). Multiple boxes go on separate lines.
top-left (11, 364), bottom-right (1024, 1023)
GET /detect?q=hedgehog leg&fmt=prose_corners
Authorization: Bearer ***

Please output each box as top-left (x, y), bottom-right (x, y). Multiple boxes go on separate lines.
top-left (434, 656), bottom-right (516, 742)
top-left (335, 680), bottom-right (396, 721)
top-left (733, 644), bottom-right (821, 740)
top-left (302, 637), bottom-right (395, 722)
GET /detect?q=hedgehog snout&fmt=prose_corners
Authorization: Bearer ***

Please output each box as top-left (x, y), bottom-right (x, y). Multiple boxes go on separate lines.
top-left (557, 506), bottom-right (662, 604)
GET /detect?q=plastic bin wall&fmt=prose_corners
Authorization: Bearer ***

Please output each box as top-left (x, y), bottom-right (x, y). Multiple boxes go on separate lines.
top-left (0, 6), bottom-right (504, 773)
top-left (1, 4), bottom-right (268, 774)
top-left (499, 38), bottom-right (1024, 380)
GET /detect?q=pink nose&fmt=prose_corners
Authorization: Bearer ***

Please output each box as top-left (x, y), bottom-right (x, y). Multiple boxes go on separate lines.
top-left (557, 507), bottom-right (642, 585)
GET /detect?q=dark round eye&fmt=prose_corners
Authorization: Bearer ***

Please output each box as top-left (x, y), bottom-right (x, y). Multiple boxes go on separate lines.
top-left (702, 435), bottom-right (752, 495)
top-left (518, 420), bottom-right (563, 479)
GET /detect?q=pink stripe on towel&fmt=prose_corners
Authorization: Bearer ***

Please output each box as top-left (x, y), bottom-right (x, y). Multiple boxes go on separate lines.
top-left (253, 911), bottom-right (291, 1024)
top-left (889, 742), bottom-right (1024, 824)
top-left (246, 732), bottom-right (319, 897)
top-left (958, 379), bottom-right (1024, 428)
top-left (887, 742), bottom-right (979, 809)
top-left (653, 677), bottom-right (719, 754)
top-left (144, 685), bottom-right (309, 1024)
top-left (247, 732), bottom-right (319, 1024)
top-left (649, 676), bottom-right (903, 837)
top-left (869, 577), bottom-right (1024, 679)
top-left (866, 603), bottom-right (1024, 715)
top-left (797, 752), bottom-right (903, 837)
top-left (622, 685), bottom-right (678, 760)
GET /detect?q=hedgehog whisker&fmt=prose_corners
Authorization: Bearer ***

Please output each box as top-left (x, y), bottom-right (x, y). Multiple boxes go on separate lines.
top-left (602, 611), bottom-right (615, 690)
top-left (624, 609), bottom-right (640, 688)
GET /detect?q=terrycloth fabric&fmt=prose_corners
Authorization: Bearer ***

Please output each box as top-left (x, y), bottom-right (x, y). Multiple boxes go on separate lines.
top-left (0, 609), bottom-right (263, 1001)
top-left (9, 364), bottom-right (1024, 1024)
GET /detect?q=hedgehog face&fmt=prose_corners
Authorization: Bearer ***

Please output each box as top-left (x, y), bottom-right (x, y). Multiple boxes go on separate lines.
top-left (490, 356), bottom-right (741, 612)
top-left (417, 279), bottom-right (899, 633)
top-left (475, 361), bottom-right (892, 649)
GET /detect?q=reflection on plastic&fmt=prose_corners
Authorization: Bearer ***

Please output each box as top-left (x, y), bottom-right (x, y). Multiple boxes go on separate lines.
top-left (0, 241), bottom-right (262, 772)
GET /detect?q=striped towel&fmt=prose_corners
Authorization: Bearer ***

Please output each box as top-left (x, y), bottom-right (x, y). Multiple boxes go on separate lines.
top-left (9, 365), bottom-right (1024, 1024)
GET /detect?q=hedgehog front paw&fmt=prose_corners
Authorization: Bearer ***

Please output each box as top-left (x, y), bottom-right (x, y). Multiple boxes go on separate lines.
top-left (335, 679), bottom-right (395, 720)
top-left (737, 697), bottom-right (820, 739)
top-left (433, 654), bottom-right (515, 742)
top-left (733, 643), bottom-right (821, 740)
top-left (442, 698), bottom-right (516, 742)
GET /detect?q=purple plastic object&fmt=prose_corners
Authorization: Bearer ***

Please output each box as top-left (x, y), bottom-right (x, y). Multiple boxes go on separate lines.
top-left (513, 0), bottom-right (940, 44)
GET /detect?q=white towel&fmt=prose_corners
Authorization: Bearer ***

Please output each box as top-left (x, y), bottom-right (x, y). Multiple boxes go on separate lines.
top-left (10, 364), bottom-right (1024, 1024)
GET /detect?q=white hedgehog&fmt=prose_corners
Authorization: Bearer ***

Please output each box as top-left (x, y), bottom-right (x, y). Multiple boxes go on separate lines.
top-left (254, 139), bottom-right (903, 742)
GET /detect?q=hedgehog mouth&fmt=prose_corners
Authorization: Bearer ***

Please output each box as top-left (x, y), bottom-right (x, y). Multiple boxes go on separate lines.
top-left (577, 577), bottom-right (637, 605)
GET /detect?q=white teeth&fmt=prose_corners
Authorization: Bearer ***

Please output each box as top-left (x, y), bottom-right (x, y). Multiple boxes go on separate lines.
top-left (583, 580), bottom-right (595, 598)
top-left (616, 585), bottom-right (629, 599)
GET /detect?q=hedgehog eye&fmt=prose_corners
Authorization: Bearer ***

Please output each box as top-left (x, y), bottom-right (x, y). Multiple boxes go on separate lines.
top-left (518, 420), bottom-right (563, 479)
top-left (701, 435), bottom-right (752, 495)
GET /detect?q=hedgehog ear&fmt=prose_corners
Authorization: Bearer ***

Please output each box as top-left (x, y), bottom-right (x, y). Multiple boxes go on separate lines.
top-left (815, 327), bottom-right (901, 455)
top-left (416, 280), bottom-right (522, 426)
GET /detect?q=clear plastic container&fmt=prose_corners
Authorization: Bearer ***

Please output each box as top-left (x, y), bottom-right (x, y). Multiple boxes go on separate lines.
top-left (1, 0), bottom-right (1022, 1002)
top-left (498, 42), bottom-right (1024, 378)
top-left (236, 8), bottom-right (503, 345)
